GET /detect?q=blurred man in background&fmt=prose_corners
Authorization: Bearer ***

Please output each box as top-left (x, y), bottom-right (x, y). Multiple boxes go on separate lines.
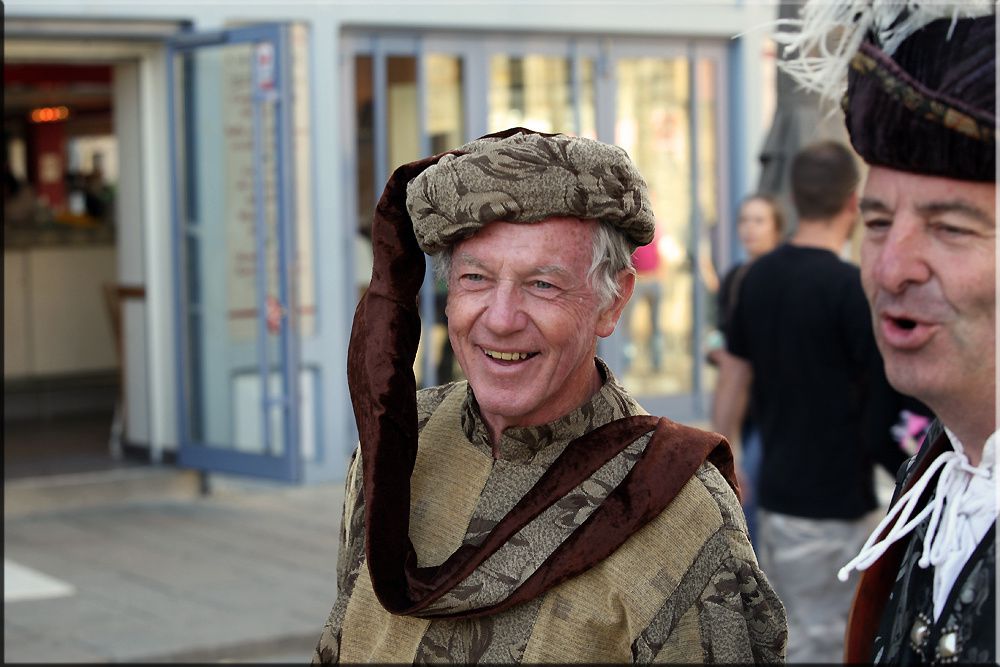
top-left (714, 140), bottom-right (916, 663)
top-left (709, 192), bottom-right (785, 548)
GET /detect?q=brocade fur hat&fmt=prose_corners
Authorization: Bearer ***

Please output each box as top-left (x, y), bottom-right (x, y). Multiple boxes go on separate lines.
top-left (775, 1), bottom-right (995, 182)
top-left (405, 128), bottom-right (655, 254)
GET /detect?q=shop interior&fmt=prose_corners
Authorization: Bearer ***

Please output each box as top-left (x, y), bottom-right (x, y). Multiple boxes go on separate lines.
top-left (4, 62), bottom-right (138, 479)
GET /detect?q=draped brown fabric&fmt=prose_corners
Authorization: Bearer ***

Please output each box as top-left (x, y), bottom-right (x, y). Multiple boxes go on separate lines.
top-left (348, 127), bottom-right (740, 619)
top-left (843, 430), bottom-right (951, 663)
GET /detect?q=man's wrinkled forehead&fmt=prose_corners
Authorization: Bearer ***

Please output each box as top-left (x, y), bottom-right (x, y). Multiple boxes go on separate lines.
top-left (860, 167), bottom-right (996, 229)
top-left (447, 216), bottom-right (596, 279)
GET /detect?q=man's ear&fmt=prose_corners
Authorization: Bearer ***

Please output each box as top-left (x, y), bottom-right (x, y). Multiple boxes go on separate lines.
top-left (839, 190), bottom-right (862, 237)
top-left (596, 268), bottom-right (636, 338)
top-left (843, 190), bottom-right (860, 217)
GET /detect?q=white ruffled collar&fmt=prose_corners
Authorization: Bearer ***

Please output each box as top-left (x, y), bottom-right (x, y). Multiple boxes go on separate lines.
top-left (838, 426), bottom-right (997, 620)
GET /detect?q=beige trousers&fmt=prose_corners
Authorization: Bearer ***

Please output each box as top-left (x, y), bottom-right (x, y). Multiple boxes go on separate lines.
top-left (756, 509), bottom-right (880, 664)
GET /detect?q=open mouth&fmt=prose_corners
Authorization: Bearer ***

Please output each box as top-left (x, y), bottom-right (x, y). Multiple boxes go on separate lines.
top-left (879, 313), bottom-right (938, 350)
top-left (482, 349), bottom-right (539, 362)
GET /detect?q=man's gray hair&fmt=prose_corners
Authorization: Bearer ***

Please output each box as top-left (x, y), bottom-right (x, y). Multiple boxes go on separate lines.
top-left (588, 221), bottom-right (637, 310)
top-left (433, 220), bottom-right (636, 310)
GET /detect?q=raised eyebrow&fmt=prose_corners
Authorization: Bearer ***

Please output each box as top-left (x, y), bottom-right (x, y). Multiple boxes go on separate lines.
top-left (859, 197), bottom-right (892, 215)
top-left (453, 253), bottom-right (488, 271)
top-left (915, 200), bottom-right (994, 227)
top-left (452, 255), bottom-right (572, 279)
top-left (532, 265), bottom-right (571, 278)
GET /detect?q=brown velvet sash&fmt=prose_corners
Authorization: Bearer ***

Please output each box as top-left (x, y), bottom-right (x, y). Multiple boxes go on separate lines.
top-left (842, 429), bottom-right (950, 663)
top-left (348, 128), bottom-right (740, 619)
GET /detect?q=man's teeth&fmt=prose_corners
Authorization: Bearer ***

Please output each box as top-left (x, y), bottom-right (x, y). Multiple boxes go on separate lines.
top-left (485, 350), bottom-right (531, 361)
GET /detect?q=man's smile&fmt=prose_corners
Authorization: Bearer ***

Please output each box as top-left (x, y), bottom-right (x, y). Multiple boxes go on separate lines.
top-left (482, 348), bottom-right (539, 362)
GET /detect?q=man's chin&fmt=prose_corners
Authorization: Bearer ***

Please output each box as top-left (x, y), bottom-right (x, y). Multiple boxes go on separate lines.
top-left (475, 393), bottom-right (532, 419)
top-left (883, 363), bottom-right (940, 406)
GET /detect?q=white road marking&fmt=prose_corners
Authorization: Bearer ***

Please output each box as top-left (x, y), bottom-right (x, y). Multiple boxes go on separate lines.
top-left (4, 558), bottom-right (76, 602)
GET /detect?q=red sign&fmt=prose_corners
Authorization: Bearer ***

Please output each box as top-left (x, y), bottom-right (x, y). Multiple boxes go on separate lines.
top-left (255, 42), bottom-right (275, 92)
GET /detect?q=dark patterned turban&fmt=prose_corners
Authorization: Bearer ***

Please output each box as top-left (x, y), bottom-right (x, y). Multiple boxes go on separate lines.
top-left (405, 128), bottom-right (655, 254)
top-left (844, 14), bottom-right (995, 182)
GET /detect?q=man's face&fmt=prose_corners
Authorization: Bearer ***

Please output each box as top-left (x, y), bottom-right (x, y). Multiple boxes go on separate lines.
top-left (860, 166), bottom-right (996, 424)
top-left (446, 217), bottom-right (631, 437)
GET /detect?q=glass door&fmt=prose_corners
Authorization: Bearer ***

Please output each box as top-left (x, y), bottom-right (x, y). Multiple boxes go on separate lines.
top-left (169, 25), bottom-right (300, 480)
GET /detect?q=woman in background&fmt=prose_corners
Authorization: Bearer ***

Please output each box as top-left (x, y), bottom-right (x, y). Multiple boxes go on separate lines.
top-left (708, 193), bottom-right (784, 547)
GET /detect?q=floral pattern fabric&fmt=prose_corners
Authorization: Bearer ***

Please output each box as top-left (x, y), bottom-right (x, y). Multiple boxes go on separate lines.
top-left (313, 360), bottom-right (786, 663)
top-left (405, 131), bottom-right (656, 254)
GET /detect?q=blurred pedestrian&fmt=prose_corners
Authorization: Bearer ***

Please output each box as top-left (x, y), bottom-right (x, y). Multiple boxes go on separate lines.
top-left (313, 128), bottom-right (787, 664)
top-left (709, 193), bottom-right (784, 547)
top-left (777, 2), bottom-right (997, 663)
top-left (624, 228), bottom-right (664, 373)
top-left (713, 140), bottom-right (918, 663)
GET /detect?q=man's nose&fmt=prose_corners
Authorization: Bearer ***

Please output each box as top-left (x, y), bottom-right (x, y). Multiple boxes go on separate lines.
top-left (873, 220), bottom-right (932, 294)
top-left (482, 281), bottom-right (528, 335)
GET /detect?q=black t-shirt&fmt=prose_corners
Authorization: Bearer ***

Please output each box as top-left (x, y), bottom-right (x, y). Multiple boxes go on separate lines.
top-left (727, 243), bottom-right (912, 519)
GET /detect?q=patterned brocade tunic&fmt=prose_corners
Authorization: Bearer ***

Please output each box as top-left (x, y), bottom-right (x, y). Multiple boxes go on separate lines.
top-left (313, 361), bottom-right (787, 663)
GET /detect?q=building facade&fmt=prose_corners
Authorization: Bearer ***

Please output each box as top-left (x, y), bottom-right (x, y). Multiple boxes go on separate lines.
top-left (4, 1), bottom-right (778, 483)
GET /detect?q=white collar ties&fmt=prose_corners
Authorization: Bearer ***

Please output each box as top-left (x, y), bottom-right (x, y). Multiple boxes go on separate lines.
top-left (838, 428), bottom-right (997, 620)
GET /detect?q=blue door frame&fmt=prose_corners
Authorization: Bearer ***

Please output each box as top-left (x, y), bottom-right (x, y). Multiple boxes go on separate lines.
top-left (168, 24), bottom-right (301, 481)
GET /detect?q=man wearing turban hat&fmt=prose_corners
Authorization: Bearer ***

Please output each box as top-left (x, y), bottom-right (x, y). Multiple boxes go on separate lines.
top-left (312, 128), bottom-right (787, 663)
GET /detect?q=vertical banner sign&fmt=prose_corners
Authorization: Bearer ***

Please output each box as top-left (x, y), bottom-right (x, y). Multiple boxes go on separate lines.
top-left (225, 36), bottom-right (315, 340)
top-left (224, 44), bottom-right (260, 341)
top-left (224, 43), bottom-right (280, 341)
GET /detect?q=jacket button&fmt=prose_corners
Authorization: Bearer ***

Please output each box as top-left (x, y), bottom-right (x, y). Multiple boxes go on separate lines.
top-left (910, 617), bottom-right (929, 647)
top-left (938, 630), bottom-right (958, 659)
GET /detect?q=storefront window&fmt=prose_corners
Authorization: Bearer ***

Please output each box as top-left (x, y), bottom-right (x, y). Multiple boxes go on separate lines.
top-left (696, 58), bottom-right (721, 394)
top-left (426, 54), bottom-right (464, 152)
top-left (353, 51), bottom-right (470, 386)
top-left (615, 57), bottom-right (692, 395)
top-left (425, 54), bottom-right (465, 385)
top-left (386, 56), bottom-right (420, 171)
top-left (353, 55), bottom-right (375, 303)
top-left (488, 54), bottom-right (593, 136)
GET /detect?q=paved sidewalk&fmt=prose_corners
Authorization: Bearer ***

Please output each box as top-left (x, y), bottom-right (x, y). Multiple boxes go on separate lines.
top-left (4, 474), bottom-right (345, 663)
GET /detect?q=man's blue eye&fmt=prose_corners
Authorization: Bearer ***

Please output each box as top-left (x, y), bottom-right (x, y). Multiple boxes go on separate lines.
top-left (534, 280), bottom-right (554, 289)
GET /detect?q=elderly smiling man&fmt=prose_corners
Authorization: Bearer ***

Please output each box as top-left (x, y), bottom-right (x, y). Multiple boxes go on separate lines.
top-left (312, 128), bottom-right (786, 664)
